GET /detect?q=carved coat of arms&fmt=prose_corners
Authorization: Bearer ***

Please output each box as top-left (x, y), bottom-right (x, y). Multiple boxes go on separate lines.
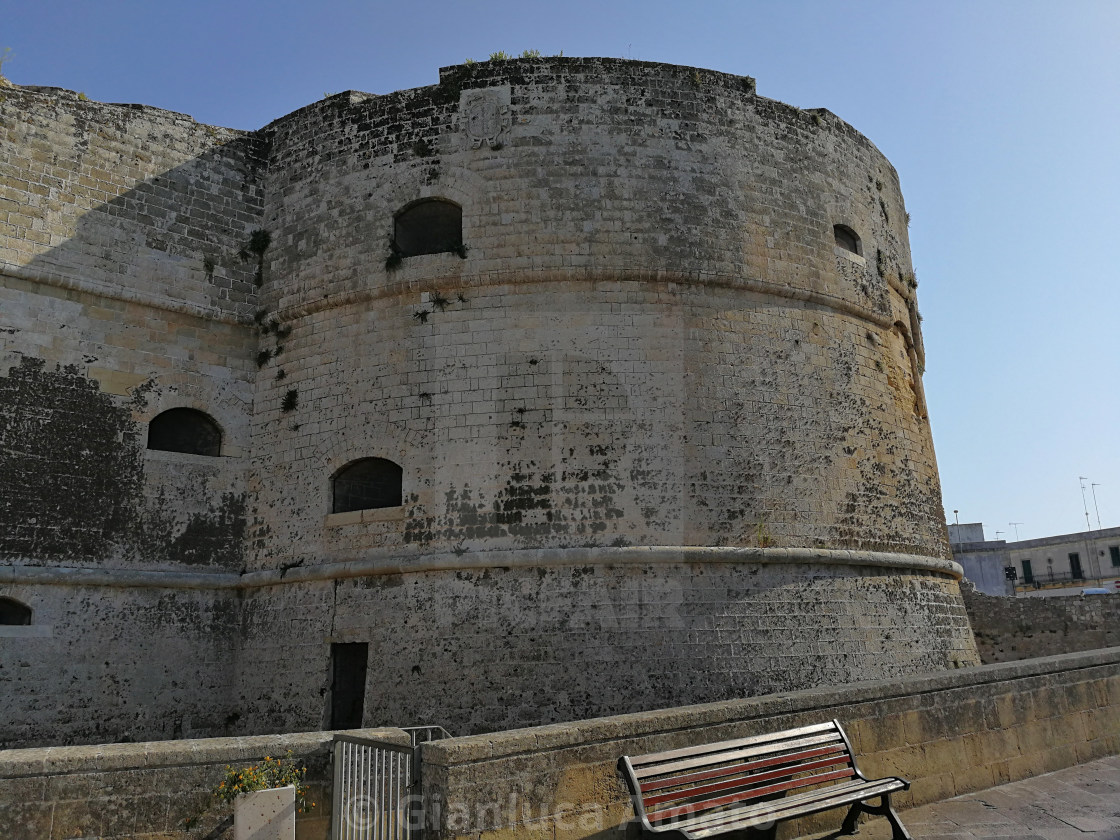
top-left (459, 88), bottom-right (511, 150)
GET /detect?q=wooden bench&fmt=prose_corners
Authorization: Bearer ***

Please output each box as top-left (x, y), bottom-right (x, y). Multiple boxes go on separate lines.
top-left (619, 720), bottom-right (911, 839)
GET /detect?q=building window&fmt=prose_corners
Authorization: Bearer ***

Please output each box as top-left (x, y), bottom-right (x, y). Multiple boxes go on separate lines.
top-left (1021, 559), bottom-right (1033, 584)
top-left (393, 199), bottom-right (463, 258)
top-left (1069, 552), bottom-right (1084, 580)
top-left (1110, 546), bottom-right (1120, 567)
top-left (147, 408), bottom-right (222, 456)
top-left (833, 224), bottom-right (862, 256)
top-left (0, 597), bottom-right (32, 625)
top-left (332, 458), bottom-right (403, 513)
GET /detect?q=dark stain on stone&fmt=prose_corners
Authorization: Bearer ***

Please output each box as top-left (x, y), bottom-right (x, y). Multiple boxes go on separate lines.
top-left (135, 491), bottom-right (247, 567)
top-left (0, 357), bottom-right (143, 561)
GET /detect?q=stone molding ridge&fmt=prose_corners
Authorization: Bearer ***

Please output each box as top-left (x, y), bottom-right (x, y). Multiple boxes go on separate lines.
top-left (0, 263), bottom-right (247, 326)
top-left (271, 266), bottom-right (896, 330)
top-left (0, 545), bottom-right (961, 591)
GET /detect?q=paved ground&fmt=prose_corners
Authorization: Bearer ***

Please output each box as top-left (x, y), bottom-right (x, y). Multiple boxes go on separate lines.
top-left (824, 755), bottom-right (1120, 839)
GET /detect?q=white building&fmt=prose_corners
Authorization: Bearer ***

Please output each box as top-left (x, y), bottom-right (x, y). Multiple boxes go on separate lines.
top-left (950, 523), bottom-right (1120, 595)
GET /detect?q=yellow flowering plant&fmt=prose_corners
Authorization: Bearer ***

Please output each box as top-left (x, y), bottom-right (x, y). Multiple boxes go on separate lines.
top-left (211, 751), bottom-right (315, 813)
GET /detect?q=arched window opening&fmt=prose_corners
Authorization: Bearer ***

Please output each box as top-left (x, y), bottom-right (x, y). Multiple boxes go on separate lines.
top-left (393, 199), bottom-right (463, 258)
top-left (0, 597), bottom-right (32, 626)
top-left (147, 408), bottom-right (222, 456)
top-left (333, 458), bottom-right (403, 513)
top-left (833, 224), bottom-right (862, 256)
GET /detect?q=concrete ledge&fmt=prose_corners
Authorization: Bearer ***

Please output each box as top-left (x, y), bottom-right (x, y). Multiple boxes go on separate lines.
top-left (0, 727), bottom-right (409, 777)
top-left (0, 545), bottom-right (961, 590)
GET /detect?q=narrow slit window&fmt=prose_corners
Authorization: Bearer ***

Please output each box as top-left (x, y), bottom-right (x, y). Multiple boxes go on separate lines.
top-left (833, 224), bottom-right (862, 256)
top-left (393, 199), bottom-right (463, 258)
top-left (0, 597), bottom-right (32, 625)
top-left (333, 458), bottom-right (403, 513)
top-left (147, 408), bottom-right (222, 456)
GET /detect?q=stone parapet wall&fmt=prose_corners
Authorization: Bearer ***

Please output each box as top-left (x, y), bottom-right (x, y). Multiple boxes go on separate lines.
top-left (4, 653), bottom-right (1118, 840)
top-left (0, 727), bottom-right (409, 840)
top-left (417, 647), bottom-right (1120, 840)
top-left (963, 583), bottom-right (1120, 663)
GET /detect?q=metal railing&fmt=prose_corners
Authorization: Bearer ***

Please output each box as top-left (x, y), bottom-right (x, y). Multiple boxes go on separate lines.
top-left (401, 725), bottom-right (452, 746)
top-left (332, 735), bottom-right (416, 840)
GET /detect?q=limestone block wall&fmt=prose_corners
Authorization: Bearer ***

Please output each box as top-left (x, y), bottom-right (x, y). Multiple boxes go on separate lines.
top-left (233, 555), bottom-right (976, 737)
top-left (0, 59), bottom-right (979, 748)
top-left (417, 647), bottom-right (1120, 840)
top-left (3, 654), bottom-right (1117, 840)
top-left (0, 88), bottom-right (262, 746)
top-left (0, 85), bottom-right (263, 572)
top-left (249, 58), bottom-right (941, 566)
top-left (0, 727), bottom-right (408, 840)
top-left (1, 85), bottom-right (264, 316)
top-left (963, 583), bottom-right (1120, 663)
top-left (0, 582), bottom-right (241, 749)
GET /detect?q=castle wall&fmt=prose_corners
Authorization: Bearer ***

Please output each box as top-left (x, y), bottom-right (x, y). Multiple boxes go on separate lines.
top-left (233, 558), bottom-right (975, 737)
top-left (249, 59), bottom-right (942, 563)
top-left (0, 88), bottom-right (263, 745)
top-left (1, 59), bottom-right (978, 747)
top-left (963, 583), bottom-right (1120, 664)
top-left (0, 582), bottom-right (241, 748)
top-left (229, 59), bottom-right (971, 734)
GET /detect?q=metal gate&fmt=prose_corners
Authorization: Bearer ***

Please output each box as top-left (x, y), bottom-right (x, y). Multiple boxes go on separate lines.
top-left (331, 728), bottom-right (451, 840)
top-left (331, 735), bottom-right (416, 840)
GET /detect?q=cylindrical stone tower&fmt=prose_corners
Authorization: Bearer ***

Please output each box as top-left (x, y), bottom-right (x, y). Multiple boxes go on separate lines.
top-left (235, 58), bottom-right (978, 735)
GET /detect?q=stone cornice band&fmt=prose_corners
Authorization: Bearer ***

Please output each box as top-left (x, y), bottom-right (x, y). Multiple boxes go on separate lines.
top-left (1, 545), bottom-right (962, 590)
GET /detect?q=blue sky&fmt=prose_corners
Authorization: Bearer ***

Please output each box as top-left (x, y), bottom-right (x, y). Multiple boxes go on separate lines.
top-left (6, 0), bottom-right (1119, 541)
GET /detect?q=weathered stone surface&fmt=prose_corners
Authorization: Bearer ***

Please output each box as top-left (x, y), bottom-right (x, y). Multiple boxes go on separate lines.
top-left (1, 57), bottom-right (978, 746)
top-left (962, 581), bottom-right (1120, 663)
top-left (415, 647), bottom-right (1120, 840)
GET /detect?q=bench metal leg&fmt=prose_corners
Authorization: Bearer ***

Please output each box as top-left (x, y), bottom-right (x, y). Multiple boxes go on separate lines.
top-left (838, 795), bottom-right (911, 840)
top-left (840, 802), bottom-right (863, 835)
top-left (879, 794), bottom-right (912, 840)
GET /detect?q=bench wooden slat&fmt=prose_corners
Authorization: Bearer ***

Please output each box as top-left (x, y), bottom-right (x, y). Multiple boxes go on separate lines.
top-left (643, 752), bottom-right (853, 808)
top-left (620, 719), bottom-right (912, 840)
top-left (628, 721), bottom-right (839, 769)
top-left (684, 778), bottom-right (907, 837)
top-left (633, 731), bottom-right (844, 778)
top-left (640, 742), bottom-right (849, 794)
top-left (648, 766), bottom-right (856, 823)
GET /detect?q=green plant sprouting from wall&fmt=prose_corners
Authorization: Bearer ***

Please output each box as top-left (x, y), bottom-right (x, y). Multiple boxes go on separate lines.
top-left (238, 229), bottom-right (272, 286)
top-left (385, 240), bottom-right (403, 271)
top-left (281, 390), bottom-right (298, 413)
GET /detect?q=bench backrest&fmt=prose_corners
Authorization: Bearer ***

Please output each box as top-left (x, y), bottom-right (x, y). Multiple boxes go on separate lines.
top-left (620, 720), bottom-right (860, 829)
